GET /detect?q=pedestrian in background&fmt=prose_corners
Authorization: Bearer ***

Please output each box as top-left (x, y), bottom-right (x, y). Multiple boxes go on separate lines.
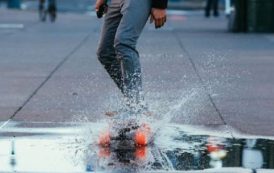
top-left (39, 0), bottom-right (57, 22)
top-left (205, 0), bottom-right (219, 17)
top-left (224, 0), bottom-right (231, 17)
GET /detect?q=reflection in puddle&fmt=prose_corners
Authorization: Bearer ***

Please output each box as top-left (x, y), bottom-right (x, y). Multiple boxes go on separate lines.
top-left (0, 123), bottom-right (274, 172)
top-left (0, 137), bottom-right (85, 172)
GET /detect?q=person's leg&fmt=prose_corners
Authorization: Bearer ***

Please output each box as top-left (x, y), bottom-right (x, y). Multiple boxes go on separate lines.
top-left (114, 0), bottom-right (151, 111)
top-left (39, 0), bottom-right (46, 21)
top-left (48, 0), bottom-right (56, 9)
top-left (39, 0), bottom-right (43, 12)
top-left (97, 2), bottom-right (124, 93)
top-left (39, 0), bottom-right (45, 6)
top-left (48, 0), bottom-right (57, 21)
top-left (213, 0), bottom-right (219, 17)
top-left (205, 0), bottom-right (212, 17)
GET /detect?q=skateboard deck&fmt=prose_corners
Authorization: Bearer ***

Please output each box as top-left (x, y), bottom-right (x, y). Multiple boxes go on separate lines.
top-left (99, 110), bottom-right (154, 146)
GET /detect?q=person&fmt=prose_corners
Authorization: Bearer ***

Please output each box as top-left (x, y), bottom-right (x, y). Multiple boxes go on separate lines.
top-left (225, 0), bottom-right (231, 17)
top-left (39, 0), bottom-right (57, 22)
top-left (95, 0), bottom-right (167, 115)
top-left (205, 0), bottom-right (219, 17)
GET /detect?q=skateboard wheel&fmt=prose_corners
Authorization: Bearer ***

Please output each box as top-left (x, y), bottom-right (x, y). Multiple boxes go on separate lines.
top-left (134, 123), bottom-right (151, 146)
top-left (98, 130), bottom-right (110, 146)
top-left (135, 147), bottom-right (147, 160)
top-left (135, 130), bottom-right (147, 146)
top-left (99, 147), bottom-right (110, 158)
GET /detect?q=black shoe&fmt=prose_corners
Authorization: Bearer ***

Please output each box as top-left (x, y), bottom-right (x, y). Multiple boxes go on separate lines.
top-left (214, 12), bottom-right (219, 17)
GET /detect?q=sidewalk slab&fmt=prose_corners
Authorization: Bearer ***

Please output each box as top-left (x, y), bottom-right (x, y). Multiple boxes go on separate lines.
top-left (172, 15), bottom-right (274, 136)
top-left (0, 10), bottom-right (93, 122)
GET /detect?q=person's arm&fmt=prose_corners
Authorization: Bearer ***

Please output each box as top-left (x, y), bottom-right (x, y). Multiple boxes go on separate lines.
top-left (150, 0), bottom-right (168, 29)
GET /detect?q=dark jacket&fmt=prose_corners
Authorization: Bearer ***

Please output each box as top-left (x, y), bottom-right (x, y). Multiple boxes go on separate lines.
top-left (152, 0), bottom-right (168, 9)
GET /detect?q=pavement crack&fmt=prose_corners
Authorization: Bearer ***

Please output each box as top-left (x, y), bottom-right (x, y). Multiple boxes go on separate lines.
top-left (172, 30), bottom-right (227, 126)
top-left (7, 32), bottom-right (92, 122)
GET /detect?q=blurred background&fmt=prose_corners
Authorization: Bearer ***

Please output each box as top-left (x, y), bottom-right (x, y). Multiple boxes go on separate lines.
top-left (1, 0), bottom-right (274, 33)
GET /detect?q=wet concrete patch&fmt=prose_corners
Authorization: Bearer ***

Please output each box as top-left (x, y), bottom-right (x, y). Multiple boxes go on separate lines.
top-left (0, 122), bottom-right (273, 173)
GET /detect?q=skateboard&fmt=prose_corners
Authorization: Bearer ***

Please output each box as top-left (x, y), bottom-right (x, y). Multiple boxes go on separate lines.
top-left (98, 120), bottom-right (151, 162)
top-left (98, 121), bottom-right (152, 147)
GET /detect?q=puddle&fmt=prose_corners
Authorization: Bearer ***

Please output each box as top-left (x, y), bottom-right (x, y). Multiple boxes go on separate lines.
top-left (0, 122), bottom-right (274, 172)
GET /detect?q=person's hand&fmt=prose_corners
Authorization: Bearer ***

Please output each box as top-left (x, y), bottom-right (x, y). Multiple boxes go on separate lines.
top-left (150, 8), bottom-right (167, 29)
top-left (95, 0), bottom-right (105, 12)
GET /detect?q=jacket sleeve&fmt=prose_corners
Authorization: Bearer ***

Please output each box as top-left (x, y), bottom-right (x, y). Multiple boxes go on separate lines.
top-left (152, 0), bottom-right (168, 9)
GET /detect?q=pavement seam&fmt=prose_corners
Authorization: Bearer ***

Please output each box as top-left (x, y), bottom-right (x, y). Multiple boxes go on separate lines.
top-left (0, 119), bottom-right (11, 129)
top-left (0, 32), bottom-right (92, 129)
top-left (172, 31), bottom-right (228, 126)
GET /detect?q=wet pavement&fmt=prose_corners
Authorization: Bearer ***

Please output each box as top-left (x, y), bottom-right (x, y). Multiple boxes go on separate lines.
top-left (0, 121), bottom-right (274, 173)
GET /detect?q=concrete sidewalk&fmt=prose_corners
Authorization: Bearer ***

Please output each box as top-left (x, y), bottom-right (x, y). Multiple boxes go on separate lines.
top-left (0, 9), bottom-right (274, 137)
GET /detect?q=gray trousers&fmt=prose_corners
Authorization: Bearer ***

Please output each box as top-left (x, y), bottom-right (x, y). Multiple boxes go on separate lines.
top-left (97, 0), bottom-right (151, 110)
